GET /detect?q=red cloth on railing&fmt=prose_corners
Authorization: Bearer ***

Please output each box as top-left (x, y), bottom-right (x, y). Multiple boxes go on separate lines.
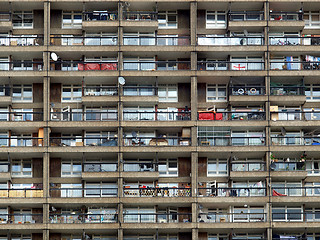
top-left (198, 112), bottom-right (214, 120)
top-left (215, 113), bottom-right (223, 120)
top-left (272, 190), bottom-right (287, 196)
top-left (101, 63), bottom-right (117, 70)
top-left (78, 63), bottom-right (84, 71)
top-left (85, 63), bottom-right (100, 70)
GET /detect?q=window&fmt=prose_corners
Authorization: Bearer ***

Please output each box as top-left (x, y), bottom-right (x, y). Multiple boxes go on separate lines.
top-left (85, 33), bottom-right (117, 46)
top-left (306, 159), bottom-right (320, 175)
top-left (305, 182), bottom-right (320, 196)
top-left (11, 134), bottom-right (33, 147)
top-left (158, 11), bottom-right (177, 29)
top-left (61, 183), bottom-right (82, 197)
top-left (270, 56), bottom-right (300, 70)
top-left (123, 208), bottom-right (155, 223)
top-left (0, 208), bottom-right (8, 223)
top-left (62, 11), bottom-right (82, 29)
top-left (233, 206), bottom-right (265, 222)
top-left (208, 234), bottom-right (228, 240)
top-left (85, 182), bottom-right (117, 197)
top-left (158, 84), bottom-right (178, 102)
top-left (0, 108), bottom-right (8, 121)
top-left (304, 11), bottom-right (320, 28)
top-left (158, 159), bottom-right (178, 176)
top-left (11, 235), bottom-right (31, 240)
top-left (207, 84), bottom-right (227, 101)
top-left (61, 160), bottom-right (82, 177)
top-left (11, 160), bottom-right (32, 177)
top-left (0, 133), bottom-right (8, 147)
top-left (84, 159), bottom-right (117, 172)
top-left (232, 181), bottom-right (265, 196)
top-left (198, 126), bottom-right (230, 146)
top-left (208, 159), bottom-right (228, 176)
top-left (123, 84), bottom-right (155, 96)
top-left (123, 106), bottom-right (155, 121)
top-left (12, 85), bottom-right (32, 102)
top-left (123, 159), bottom-right (154, 172)
top-left (85, 131), bottom-right (117, 146)
top-left (272, 182), bottom-right (302, 196)
top-left (272, 206), bottom-right (302, 221)
top-left (85, 107), bottom-right (117, 121)
top-left (305, 84), bottom-right (320, 100)
top-left (231, 56), bottom-right (264, 70)
top-left (232, 158), bottom-right (265, 172)
top-left (13, 209), bottom-right (32, 223)
top-left (206, 11), bottom-right (226, 29)
top-left (123, 32), bottom-right (155, 46)
top-left (123, 57), bottom-right (155, 71)
top-left (231, 131), bottom-right (265, 146)
top-left (0, 161), bottom-right (8, 172)
top-left (12, 11), bottom-right (33, 29)
top-left (12, 60), bottom-right (33, 71)
top-left (11, 109), bottom-right (33, 121)
top-left (62, 85), bottom-right (82, 102)
top-left (87, 207), bottom-right (117, 223)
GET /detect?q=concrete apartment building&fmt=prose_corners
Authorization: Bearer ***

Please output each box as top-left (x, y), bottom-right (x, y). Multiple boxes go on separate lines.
top-left (1, 0), bottom-right (320, 239)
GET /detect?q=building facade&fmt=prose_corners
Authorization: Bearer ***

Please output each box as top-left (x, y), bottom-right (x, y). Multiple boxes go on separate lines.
top-left (0, 0), bottom-right (319, 239)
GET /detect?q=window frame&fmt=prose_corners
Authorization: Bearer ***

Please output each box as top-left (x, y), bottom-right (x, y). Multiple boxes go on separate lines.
top-left (206, 11), bottom-right (227, 29)
top-left (206, 84), bottom-right (227, 102)
top-left (158, 158), bottom-right (178, 177)
top-left (12, 11), bottom-right (33, 29)
top-left (62, 11), bottom-right (82, 29)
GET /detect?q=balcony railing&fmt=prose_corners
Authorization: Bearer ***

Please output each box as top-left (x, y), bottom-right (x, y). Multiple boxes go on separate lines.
top-left (123, 111), bottom-right (191, 121)
top-left (0, 36), bottom-right (43, 46)
top-left (49, 213), bottom-right (118, 223)
top-left (269, 36), bottom-right (320, 46)
top-left (228, 11), bottom-right (264, 21)
top-left (50, 188), bottom-right (118, 198)
top-left (0, 86), bottom-right (10, 96)
top-left (51, 61), bottom-right (118, 71)
top-left (198, 111), bottom-right (266, 121)
top-left (123, 162), bottom-right (156, 172)
top-left (270, 136), bottom-right (320, 145)
top-left (84, 86), bottom-right (118, 96)
top-left (198, 187), bottom-right (266, 197)
top-left (123, 86), bottom-right (157, 96)
top-left (272, 211), bottom-right (320, 222)
top-left (0, 137), bottom-right (43, 147)
top-left (51, 36), bottom-right (118, 46)
top-left (123, 36), bottom-right (190, 46)
top-left (0, 12), bottom-right (11, 21)
top-left (83, 11), bottom-right (118, 21)
top-left (50, 111), bottom-right (117, 121)
top-left (269, 11), bottom-right (303, 21)
top-left (123, 213), bottom-right (191, 223)
top-left (198, 137), bottom-right (266, 146)
top-left (123, 11), bottom-right (157, 21)
top-left (272, 162), bottom-right (305, 171)
top-left (270, 86), bottom-right (305, 95)
top-left (272, 187), bottom-right (320, 196)
top-left (197, 61), bottom-right (264, 71)
top-left (123, 137), bottom-right (191, 146)
top-left (123, 61), bottom-right (190, 71)
top-left (230, 86), bottom-right (266, 95)
top-left (0, 188), bottom-right (43, 198)
top-left (0, 61), bottom-right (43, 71)
top-left (123, 187), bottom-right (191, 197)
top-left (270, 111), bottom-right (312, 121)
top-left (270, 61), bottom-right (305, 70)
top-left (197, 36), bottom-right (263, 46)
top-left (49, 137), bottom-right (118, 147)
top-left (198, 212), bottom-right (266, 223)
top-left (0, 214), bottom-right (43, 224)
top-left (0, 112), bottom-right (43, 121)
top-left (83, 162), bottom-right (118, 172)
top-left (231, 162), bottom-right (266, 171)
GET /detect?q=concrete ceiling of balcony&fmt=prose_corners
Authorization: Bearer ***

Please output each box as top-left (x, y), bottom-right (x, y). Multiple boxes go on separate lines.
top-left (122, 229), bottom-right (192, 235)
top-left (198, 151), bottom-right (266, 159)
top-left (200, 202), bottom-right (266, 209)
top-left (269, 2), bottom-right (303, 12)
top-left (198, 52), bottom-right (264, 59)
top-left (50, 127), bottom-right (118, 133)
top-left (0, 52), bottom-right (43, 60)
top-left (123, 126), bottom-right (185, 133)
top-left (10, 2), bottom-right (43, 11)
top-left (51, 2), bottom-right (117, 11)
top-left (122, 51), bottom-right (190, 59)
top-left (0, 77), bottom-right (43, 84)
top-left (123, 152), bottom-right (191, 159)
top-left (50, 229), bottom-right (118, 235)
top-left (0, 152), bottom-right (43, 159)
top-left (50, 152), bottom-right (117, 159)
top-left (57, 52), bottom-right (118, 60)
top-left (51, 76), bottom-right (118, 84)
top-left (123, 76), bottom-right (191, 84)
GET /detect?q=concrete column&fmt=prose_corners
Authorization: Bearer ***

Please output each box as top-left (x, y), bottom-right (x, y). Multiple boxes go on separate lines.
top-left (265, 126), bottom-right (270, 149)
top-left (267, 226), bottom-right (272, 240)
top-left (118, 229), bottom-right (123, 240)
top-left (43, 203), bottom-right (49, 224)
top-left (191, 76), bottom-right (198, 121)
top-left (192, 228), bottom-right (198, 240)
top-left (119, 202), bottom-right (123, 224)
top-left (44, 1), bottom-right (50, 46)
top-left (191, 51), bottom-right (197, 72)
top-left (191, 152), bottom-right (198, 197)
top-left (190, 2), bottom-right (197, 46)
top-left (43, 152), bottom-right (50, 199)
top-left (119, 26), bottom-right (123, 46)
top-left (118, 152), bottom-right (123, 197)
top-left (43, 76), bottom-right (50, 122)
top-left (118, 51), bottom-right (123, 71)
top-left (43, 230), bottom-right (49, 240)
top-left (118, 2), bottom-right (123, 22)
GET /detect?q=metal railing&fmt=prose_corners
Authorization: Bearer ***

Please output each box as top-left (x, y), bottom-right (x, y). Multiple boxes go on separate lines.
top-left (123, 187), bottom-right (191, 197)
top-left (0, 36), bottom-right (43, 46)
top-left (123, 162), bottom-right (156, 172)
top-left (49, 137), bottom-right (118, 147)
top-left (230, 86), bottom-right (266, 95)
top-left (123, 213), bottom-right (191, 223)
top-left (0, 137), bottom-right (43, 147)
top-left (270, 61), bottom-right (303, 70)
top-left (0, 112), bottom-right (43, 121)
top-left (49, 213), bottom-right (118, 223)
top-left (270, 136), bottom-right (320, 145)
top-left (0, 12), bottom-right (11, 21)
top-left (123, 86), bottom-right (157, 96)
top-left (228, 11), bottom-right (264, 21)
top-left (0, 214), bottom-right (43, 224)
top-left (51, 36), bottom-right (118, 46)
top-left (123, 36), bottom-right (190, 46)
top-left (272, 211), bottom-right (319, 222)
top-left (270, 86), bottom-right (305, 95)
top-left (0, 86), bottom-right (10, 96)
top-left (0, 162), bottom-right (9, 173)
top-left (198, 137), bottom-right (266, 146)
top-left (272, 162), bottom-right (305, 171)
top-left (231, 162), bottom-right (266, 171)
top-left (198, 111), bottom-right (266, 121)
top-left (83, 162), bottom-right (118, 172)
top-left (0, 188), bottom-right (43, 198)
top-left (269, 36), bottom-right (320, 46)
top-left (50, 111), bottom-right (118, 121)
top-left (0, 61), bottom-right (43, 71)
top-left (123, 137), bottom-right (191, 146)
top-left (49, 188), bottom-right (118, 198)
top-left (198, 212), bottom-right (266, 223)
top-left (198, 187), bottom-right (266, 197)
top-left (270, 111), bottom-right (307, 121)
top-left (123, 111), bottom-right (191, 121)
top-left (123, 11), bottom-right (157, 21)
top-left (51, 61), bottom-right (118, 71)
top-left (197, 36), bottom-right (264, 46)
top-left (197, 61), bottom-right (264, 71)
top-left (269, 11), bottom-right (303, 21)
top-left (271, 187), bottom-right (320, 196)
top-left (83, 11), bottom-right (118, 21)
top-left (123, 61), bottom-right (191, 71)
top-left (84, 86), bottom-right (118, 96)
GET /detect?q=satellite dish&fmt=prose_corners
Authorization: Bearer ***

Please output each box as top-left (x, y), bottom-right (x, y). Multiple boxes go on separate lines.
top-left (118, 77), bottom-right (126, 85)
top-left (51, 52), bottom-right (58, 61)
